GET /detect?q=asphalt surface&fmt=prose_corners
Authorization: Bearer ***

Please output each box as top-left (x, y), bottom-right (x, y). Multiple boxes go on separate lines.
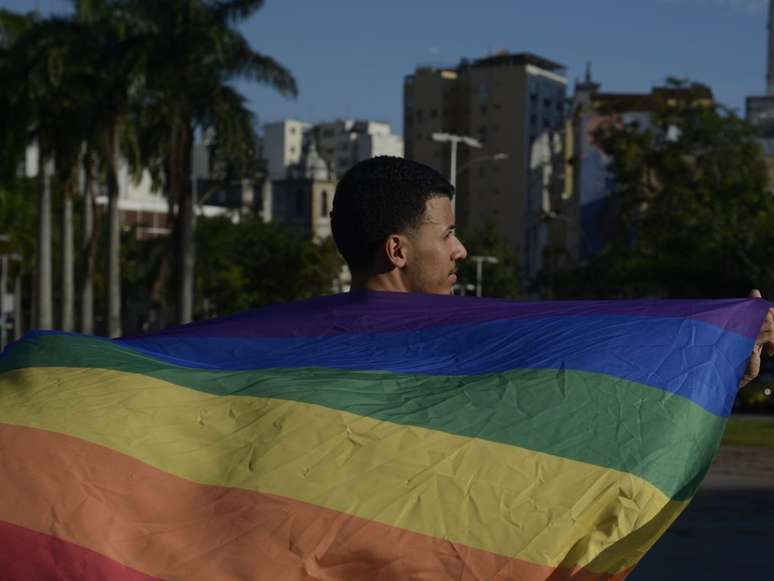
top-left (630, 445), bottom-right (774, 580)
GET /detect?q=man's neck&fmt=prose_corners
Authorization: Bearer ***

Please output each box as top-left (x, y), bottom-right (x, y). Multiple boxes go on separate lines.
top-left (350, 270), bottom-right (409, 293)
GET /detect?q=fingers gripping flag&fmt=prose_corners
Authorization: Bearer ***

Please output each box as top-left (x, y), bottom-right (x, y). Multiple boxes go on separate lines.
top-left (0, 292), bottom-right (768, 580)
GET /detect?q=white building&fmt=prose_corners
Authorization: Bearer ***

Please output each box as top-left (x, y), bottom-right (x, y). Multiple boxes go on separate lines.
top-left (20, 141), bottom-right (231, 241)
top-left (263, 118), bottom-right (403, 181)
top-left (263, 119), bottom-right (312, 180)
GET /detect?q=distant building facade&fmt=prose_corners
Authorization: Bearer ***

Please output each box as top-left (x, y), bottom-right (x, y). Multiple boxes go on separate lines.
top-left (746, 0), bottom-right (774, 187)
top-left (263, 118), bottom-right (403, 184)
top-left (314, 120), bottom-right (403, 178)
top-left (264, 119), bottom-right (312, 180)
top-left (270, 141), bottom-right (337, 241)
top-left (403, 52), bottom-right (568, 264)
top-left (560, 76), bottom-right (714, 269)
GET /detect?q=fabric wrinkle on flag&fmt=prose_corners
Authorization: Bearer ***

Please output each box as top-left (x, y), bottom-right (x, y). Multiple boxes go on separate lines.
top-left (0, 291), bottom-right (768, 580)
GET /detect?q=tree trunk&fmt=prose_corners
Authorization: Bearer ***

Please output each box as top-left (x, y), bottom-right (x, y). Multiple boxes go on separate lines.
top-left (80, 153), bottom-right (96, 334)
top-left (173, 123), bottom-right (194, 325)
top-left (105, 129), bottom-right (122, 337)
top-left (60, 176), bottom-right (75, 332)
top-left (36, 147), bottom-right (53, 329)
top-left (178, 181), bottom-right (195, 324)
top-left (13, 274), bottom-right (22, 340)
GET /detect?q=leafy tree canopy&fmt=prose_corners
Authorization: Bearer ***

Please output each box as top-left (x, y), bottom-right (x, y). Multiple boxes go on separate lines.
top-left (194, 214), bottom-right (343, 316)
top-left (550, 86), bottom-right (774, 299)
top-left (458, 219), bottom-right (521, 298)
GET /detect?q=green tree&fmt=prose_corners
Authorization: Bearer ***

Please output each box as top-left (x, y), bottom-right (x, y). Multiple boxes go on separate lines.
top-left (549, 87), bottom-right (774, 299)
top-left (458, 219), bottom-right (521, 298)
top-left (195, 215), bottom-right (343, 316)
top-left (127, 0), bottom-right (297, 325)
top-left (0, 178), bottom-right (36, 336)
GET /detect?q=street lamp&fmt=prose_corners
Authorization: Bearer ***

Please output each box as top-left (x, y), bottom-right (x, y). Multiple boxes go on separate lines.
top-left (432, 133), bottom-right (482, 215)
top-left (455, 153), bottom-right (509, 179)
top-left (469, 255), bottom-right (499, 297)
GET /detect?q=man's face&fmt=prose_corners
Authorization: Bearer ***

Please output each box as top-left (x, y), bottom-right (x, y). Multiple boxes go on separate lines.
top-left (402, 196), bottom-right (468, 295)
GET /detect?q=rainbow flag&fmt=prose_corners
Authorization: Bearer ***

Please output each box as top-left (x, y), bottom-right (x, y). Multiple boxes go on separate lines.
top-left (0, 292), bottom-right (767, 580)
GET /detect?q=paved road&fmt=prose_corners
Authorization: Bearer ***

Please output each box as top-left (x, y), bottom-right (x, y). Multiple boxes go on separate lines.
top-left (631, 446), bottom-right (774, 579)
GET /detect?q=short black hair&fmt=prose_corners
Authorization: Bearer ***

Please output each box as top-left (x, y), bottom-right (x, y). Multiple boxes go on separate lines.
top-left (330, 156), bottom-right (454, 270)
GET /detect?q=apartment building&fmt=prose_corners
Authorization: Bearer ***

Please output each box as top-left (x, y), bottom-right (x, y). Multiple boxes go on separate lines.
top-left (263, 118), bottom-right (403, 182)
top-left (404, 52), bottom-right (568, 261)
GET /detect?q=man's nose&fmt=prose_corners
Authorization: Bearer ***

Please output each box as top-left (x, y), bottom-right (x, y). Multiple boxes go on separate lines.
top-left (454, 238), bottom-right (468, 261)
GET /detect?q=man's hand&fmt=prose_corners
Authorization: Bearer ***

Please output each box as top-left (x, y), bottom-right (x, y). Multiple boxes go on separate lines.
top-left (740, 289), bottom-right (774, 389)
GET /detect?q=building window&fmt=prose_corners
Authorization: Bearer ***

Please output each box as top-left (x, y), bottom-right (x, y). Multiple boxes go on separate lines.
top-left (290, 146), bottom-right (296, 154)
top-left (321, 190), bottom-right (329, 217)
top-left (290, 127), bottom-right (297, 134)
top-left (295, 190), bottom-right (304, 217)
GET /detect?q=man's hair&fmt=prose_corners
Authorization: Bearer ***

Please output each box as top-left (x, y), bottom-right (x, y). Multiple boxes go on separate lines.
top-left (330, 156), bottom-right (454, 270)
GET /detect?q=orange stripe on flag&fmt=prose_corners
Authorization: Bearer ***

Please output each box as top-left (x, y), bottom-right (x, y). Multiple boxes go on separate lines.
top-left (0, 423), bottom-right (632, 580)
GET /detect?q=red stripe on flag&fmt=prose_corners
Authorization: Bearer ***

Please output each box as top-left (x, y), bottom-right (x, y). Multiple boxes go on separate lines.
top-left (0, 423), bottom-right (631, 580)
top-left (0, 520), bottom-right (158, 581)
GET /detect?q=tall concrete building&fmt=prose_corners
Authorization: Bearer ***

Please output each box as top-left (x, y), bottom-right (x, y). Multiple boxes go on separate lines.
top-left (746, 0), bottom-right (774, 154)
top-left (404, 52), bottom-right (568, 261)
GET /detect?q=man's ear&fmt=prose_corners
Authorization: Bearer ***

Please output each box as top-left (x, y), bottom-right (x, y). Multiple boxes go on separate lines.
top-left (384, 234), bottom-right (408, 269)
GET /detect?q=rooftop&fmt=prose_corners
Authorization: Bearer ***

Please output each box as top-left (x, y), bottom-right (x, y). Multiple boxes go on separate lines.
top-left (469, 52), bottom-right (566, 74)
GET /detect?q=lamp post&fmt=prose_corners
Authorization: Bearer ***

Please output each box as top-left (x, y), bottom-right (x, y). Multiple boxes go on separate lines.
top-left (469, 255), bottom-right (499, 297)
top-left (432, 132), bottom-right (482, 213)
top-left (455, 152), bottom-right (509, 179)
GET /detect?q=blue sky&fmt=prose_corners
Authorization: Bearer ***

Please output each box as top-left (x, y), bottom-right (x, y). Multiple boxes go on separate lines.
top-left (3, 0), bottom-right (770, 133)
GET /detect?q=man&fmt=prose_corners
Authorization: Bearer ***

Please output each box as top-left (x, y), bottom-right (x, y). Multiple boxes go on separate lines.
top-left (331, 155), bottom-right (774, 386)
top-left (331, 155), bottom-right (467, 294)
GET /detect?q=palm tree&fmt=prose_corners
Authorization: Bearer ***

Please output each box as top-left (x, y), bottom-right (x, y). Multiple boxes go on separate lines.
top-left (128, 0), bottom-right (297, 324)
top-left (0, 10), bottom-right (59, 330)
top-left (69, 0), bottom-right (138, 337)
top-left (57, 0), bottom-right (148, 336)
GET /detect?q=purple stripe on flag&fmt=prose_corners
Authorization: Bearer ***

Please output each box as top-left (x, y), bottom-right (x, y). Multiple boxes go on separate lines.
top-left (123, 292), bottom-right (769, 342)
